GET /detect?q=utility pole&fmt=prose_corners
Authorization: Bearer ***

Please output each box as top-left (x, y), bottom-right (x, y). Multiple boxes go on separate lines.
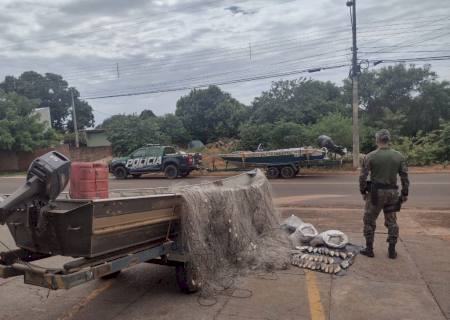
top-left (71, 88), bottom-right (80, 148)
top-left (347, 0), bottom-right (359, 169)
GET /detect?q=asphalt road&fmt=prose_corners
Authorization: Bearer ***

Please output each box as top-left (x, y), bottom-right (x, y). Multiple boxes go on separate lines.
top-left (0, 172), bottom-right (448, 209)
top-left (0, 172), bottom-right (449, 320)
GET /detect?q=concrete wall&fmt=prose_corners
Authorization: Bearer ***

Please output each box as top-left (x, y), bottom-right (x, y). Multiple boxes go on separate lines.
top-left (69, 146), bottom-right (112, 162)
top-left (0, 150), bottom-right (19, 171)
top-left (0, 145), bottom-right (112, 172)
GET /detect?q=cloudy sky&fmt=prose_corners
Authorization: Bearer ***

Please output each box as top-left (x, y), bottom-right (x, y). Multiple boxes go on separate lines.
top-left (1, 0), bottom-right (450, 125)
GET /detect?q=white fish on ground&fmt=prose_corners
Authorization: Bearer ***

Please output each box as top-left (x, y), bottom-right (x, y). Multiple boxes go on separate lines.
top-left (341, 260), bottom-right (350, 269)
top-left (313, 247), bottom-right (318, 253)
top-left (301, 253), bottom-right (308, 260)
top-left (334, 265), bottom-right (342, 274)
top-left (321, 263), bottom-right (326, 271)
top-left (330, 250), bottom-right (335, 257)
top-left (339, 251), bottom-right (347, 259)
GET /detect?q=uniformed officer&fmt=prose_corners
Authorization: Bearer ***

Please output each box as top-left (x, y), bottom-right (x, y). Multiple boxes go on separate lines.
top-left (359, 129), bottom-right (409, 259)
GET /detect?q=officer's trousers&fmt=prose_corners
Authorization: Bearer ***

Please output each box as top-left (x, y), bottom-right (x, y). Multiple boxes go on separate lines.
top-left (363, 189), bottom-right (400, 244)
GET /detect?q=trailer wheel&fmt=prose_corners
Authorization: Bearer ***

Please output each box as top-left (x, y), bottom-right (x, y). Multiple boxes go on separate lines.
top-left (175, 265), bottom-right (198, 293)
top-left (266, 166), bottom-right (280, 179)
top-left (280, 166), bottom-right (296, 179)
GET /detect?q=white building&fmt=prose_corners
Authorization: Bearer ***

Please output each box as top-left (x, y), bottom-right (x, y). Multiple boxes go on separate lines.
top-left (34, 107), bottom-right (51, 129)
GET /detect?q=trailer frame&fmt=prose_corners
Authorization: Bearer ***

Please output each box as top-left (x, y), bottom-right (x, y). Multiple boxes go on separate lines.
top-left (0, 239), bottom-right (187, 290)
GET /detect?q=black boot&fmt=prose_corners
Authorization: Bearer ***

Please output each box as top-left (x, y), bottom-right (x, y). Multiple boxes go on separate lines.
top-left (360, 242), bottom-right (374, 257)
top-left (388, 243), bottom-right (397, 259)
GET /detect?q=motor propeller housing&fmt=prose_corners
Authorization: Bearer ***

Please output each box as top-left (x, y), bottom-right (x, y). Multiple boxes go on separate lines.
top-left (317, 135), bottom-right (346, 156)
top-left (0, 151), bottom-right (71, 224)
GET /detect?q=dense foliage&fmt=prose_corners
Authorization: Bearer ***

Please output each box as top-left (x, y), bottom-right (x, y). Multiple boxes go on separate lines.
top-left (0, 90), bottom-right (59, 151)
top-left (175, 85), bottom-right (247, 143)
top-left (250, 78), bottom-right (348, 124)
top-left (0, 71), bottom-right (94, 131)
top-left (101, 114), bottom-right (170, 155)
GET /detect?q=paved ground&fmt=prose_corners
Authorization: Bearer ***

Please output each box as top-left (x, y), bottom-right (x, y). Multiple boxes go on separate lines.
top-left (0, 173), bottom-right (449, 320)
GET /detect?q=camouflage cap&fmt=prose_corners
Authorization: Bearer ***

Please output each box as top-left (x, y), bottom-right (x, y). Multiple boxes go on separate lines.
top-left (375, 129), bottom-right (391, 143)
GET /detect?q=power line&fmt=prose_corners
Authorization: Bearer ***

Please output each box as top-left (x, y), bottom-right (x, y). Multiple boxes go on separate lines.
top-left (60, 31), bottom-right (352, 78)
top-left (65, 45), bottom-right (351, 83)
top-left (62, 23), bottom-right (450, 81)
top-left (82, 63), bottom-right (349, 100)
top-left (367, 55), bottom-right (450, 63)
top-left (80, 56), bottom-right (350, 97)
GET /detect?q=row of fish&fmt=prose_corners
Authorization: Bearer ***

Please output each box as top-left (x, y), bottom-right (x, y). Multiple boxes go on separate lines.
top-left (293, 253), bottom-right (336, 264)
top-left (295, 245), bottom-right (354, 260)
top-left (291, 254), bottom-right (342, 274)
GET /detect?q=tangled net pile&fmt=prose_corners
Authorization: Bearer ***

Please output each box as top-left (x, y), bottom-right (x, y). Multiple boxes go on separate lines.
top-left (172, 170), bottom-right (290, 296)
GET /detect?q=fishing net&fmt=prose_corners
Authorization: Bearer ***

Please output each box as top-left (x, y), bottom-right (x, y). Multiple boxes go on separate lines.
top-left (171, 170), bottom-right (290, 296)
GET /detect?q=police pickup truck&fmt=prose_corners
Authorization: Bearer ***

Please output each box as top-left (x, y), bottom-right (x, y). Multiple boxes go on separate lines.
top-left (109, 144), bottom-right (201, 179)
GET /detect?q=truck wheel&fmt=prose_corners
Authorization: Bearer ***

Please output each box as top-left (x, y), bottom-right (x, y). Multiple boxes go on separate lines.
top-left (113, 166), bottom-right (128, 179)
top-left (175, 265), bottom-right (198, 293)
top-left (164, 164), bottom-right (179, 179)
top-left (280, 166), bottom-right (295, 179)
top-left (266, 166), bottom-right (280, 179)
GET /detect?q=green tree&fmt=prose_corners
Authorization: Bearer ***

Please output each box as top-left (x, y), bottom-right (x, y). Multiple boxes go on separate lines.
top-left (0, 71), bottom-right (94, 131)
top-left (437, 121), bottom-right (450, 162)
top-left (238, 123), bottom-right (273, 151)
top-left (269, 122), bottom-right (308, 149)
top-left (308, 113), bottom-right (353, 149)
top-left (102, 114), bottom-right (169, 155)
top-left (250, 78), bottom-right (347, 125)
top-left (140, 109), bottom-right (157, 119)
top-left (157, 114), bottom-right (191, 146)
top-left (0, 90), bottom-right (59, 151)
top-left (345, 64), bottom-right (450, 137)
top-left (175, 85), bottom-right (247, 143)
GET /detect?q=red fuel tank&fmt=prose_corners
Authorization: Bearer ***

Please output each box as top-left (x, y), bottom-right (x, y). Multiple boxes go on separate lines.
top-left (70, 162), bottom-right (109, 199)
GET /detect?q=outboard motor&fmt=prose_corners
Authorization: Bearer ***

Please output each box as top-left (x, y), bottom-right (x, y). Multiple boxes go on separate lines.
top-left (317, 135), bottom-right (346, 156)
top-left (0, 151), bottom-right (71, 224)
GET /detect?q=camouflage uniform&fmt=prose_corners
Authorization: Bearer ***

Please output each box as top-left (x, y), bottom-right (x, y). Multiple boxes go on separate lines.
top-left (359, 147), bottom-right (409, 245)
